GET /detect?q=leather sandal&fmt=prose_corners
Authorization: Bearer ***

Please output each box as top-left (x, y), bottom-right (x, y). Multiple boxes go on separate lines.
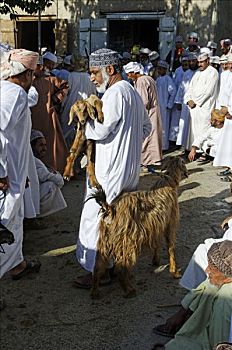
top-left (217, 168), bottom-right (231, 176)
top-left (220, 175), bottom-right (232, 182)
top-left (11, 260), bottom-right (41, 280)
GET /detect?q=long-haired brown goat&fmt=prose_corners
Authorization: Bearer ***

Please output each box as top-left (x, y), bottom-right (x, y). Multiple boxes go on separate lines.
top-left (63, 94), bottom-right (103, 188)
top-left (90, 156), bottom-right (188, 298)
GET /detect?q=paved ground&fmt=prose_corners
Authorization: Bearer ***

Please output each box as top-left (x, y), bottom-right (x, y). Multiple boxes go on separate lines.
top-left (1, 152), bottom-right (231, 350)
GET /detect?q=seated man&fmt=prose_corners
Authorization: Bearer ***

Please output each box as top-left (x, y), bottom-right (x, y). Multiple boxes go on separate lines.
top-left (188, 109), bottom-right (225, 164)
top-left (30, 130), bottom-right (67, 218)
top-left (153, 240), bottom-right (232, 349)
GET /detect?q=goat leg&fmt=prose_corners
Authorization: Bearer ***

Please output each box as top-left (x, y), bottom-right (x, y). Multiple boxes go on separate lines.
top-left (117, 265), bottom-right (136, 298)
top-left (63, 127), bottom-right (85, 181)
top-left (90, 253), bottom-right (107, 299)
top-left (86, 140), bottom-right (102, 189)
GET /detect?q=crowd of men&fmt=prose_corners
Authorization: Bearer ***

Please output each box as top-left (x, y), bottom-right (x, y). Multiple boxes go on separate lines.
top-left (0, 30), bottom-right (232, 349)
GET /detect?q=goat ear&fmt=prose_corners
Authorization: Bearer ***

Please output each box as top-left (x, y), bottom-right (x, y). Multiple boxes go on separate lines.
top-left (68, 105), bottom-right (77, 125)
top-left (86, 102), bottom-right (96, 120)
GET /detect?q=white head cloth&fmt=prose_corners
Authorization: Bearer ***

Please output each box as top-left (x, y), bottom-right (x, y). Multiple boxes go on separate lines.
top-left (42, 51), bottom-right (57, 63)
top-left (139, 47), bottom-right (151, 55)
top-left (187, 53), bottom-right (198, 61)
top-left (207, 41), bottom-right (217, 49)
top-left (210, 56), bottom-right (220, 64)
top-left (89, 48), bottom-right (119, 68)
top-left (188, 32), bottom-right (199, 40)
top-left (149, 51), bottom-right (159, 61)
top-left (0, 48), bottom-right (39, 80)
top-left (219, 54), bottom-right (228, 63)
top-left (197, 52), bottom-right (209, 62)
top-left (157, 60), bottom-right (169, 69)
top-left (200, 47), bottom-right (211, 55)
top-left (123, 61), bottom-right (142, 74)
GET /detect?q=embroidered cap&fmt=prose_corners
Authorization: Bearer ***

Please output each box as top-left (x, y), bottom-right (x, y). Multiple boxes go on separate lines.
top-left (89, 48), bottom-right (119, 68)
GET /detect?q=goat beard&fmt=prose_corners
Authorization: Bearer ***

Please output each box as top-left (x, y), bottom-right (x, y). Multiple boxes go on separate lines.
top-left (96, 67), bottom-right (110, 94)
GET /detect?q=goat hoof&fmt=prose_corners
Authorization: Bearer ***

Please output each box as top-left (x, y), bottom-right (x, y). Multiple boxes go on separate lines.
top-left (171, 269), bottom-right (182, 279)
top-left (123, 289), bottom-right (136, 298)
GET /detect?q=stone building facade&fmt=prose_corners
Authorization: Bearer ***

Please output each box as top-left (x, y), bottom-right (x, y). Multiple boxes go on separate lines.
top-left (0, 0), bottom-right (231, 58)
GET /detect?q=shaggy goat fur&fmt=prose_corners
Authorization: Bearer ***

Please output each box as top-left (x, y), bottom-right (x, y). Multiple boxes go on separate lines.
top-left (63, 95), bottom-right (103, 188)
top-left (91, 157), bottom-right (188, 298)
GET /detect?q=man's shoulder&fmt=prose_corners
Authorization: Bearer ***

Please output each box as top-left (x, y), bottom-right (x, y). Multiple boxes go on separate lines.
top-left (1, 80), bottom-right (27, 100)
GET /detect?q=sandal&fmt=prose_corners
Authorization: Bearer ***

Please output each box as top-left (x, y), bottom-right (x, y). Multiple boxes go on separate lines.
top-left (11, 260), bottom-right (41, 280)
top-left (217, 168), bottom-right (231, 176)
top-left (153, 324), bottom-right (176, 338)
top-left (220, 175), bottom-right (232, 182)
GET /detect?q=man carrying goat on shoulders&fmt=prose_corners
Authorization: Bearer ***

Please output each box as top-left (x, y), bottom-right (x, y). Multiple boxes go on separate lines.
top-left (74, 48), bottom-right (152, 289)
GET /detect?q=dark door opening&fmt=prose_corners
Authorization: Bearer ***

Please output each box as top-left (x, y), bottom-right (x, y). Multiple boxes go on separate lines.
top-left (17, 20), bottom-right (55, 52)
top-left (108, 19), bottom-right (159, 53)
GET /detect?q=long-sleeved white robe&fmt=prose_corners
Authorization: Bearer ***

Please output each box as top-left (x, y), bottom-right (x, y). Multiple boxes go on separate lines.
top-left (185, 65), bottom-right (219, 147)
top-left (216, 70), bottom-right (231, 108)
top-left (214, 81), bottom-right (232, 167)
top-left (60, 72), bottom-right (96, 139)
top-left (175, 69), bottom-right (197, 149)
top-left (23, 86), bottom-right (40, 218)
top-left (169, 67), bottom-right (185, 141)
top-left (76, 80), bottom-right (152, 272)
top-left (156, 75), bottom-right (176, 150)
top-left (0, 80), bottom-right (31, 278)
top-left (193, 125), bottom-right (223, 158)
top-left (180, 219), bottom-right (232, 290)
top-left (34, 157), bottom-right (67, 218)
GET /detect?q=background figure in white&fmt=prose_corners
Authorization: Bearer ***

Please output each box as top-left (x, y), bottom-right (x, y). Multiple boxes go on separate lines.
top-left (188, 109), bottom-right (225, 162)
top-left (214, 63), bottom-right (232, 169)
top-left (31, 130), bottom-right (67, 218)
top-left (169, 57), bottom-right (189, 143)
top-left (23, 85), bottom-right (40, 219)
top-left (185, 53), bottom-right (219, 152)
top-left (180, 219), bottom-right (232, 290)
top-left (175, 54), bottom-right (198, 150)
top-left (60, 54), bottom-right (96, 140)
top-left (216, 58), bottom-right (231, 109)
top-left (75, 49), bottom-right (151, 282)
top-left (156, 60), bottom-right (176, 150)
top-left (0, 49), bottom-right (40, 279)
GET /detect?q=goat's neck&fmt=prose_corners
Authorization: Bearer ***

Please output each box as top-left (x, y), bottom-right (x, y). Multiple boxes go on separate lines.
top-left (165, 169), bottom-right (181, 188)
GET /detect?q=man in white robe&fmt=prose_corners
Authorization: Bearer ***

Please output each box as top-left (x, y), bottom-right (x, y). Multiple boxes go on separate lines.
top-left (30, 130), bottom-right (67, 218)
top-left (186, 53), bottom-right (219, 160)
top-left (156, 60), bottom-right (176, 150)
top-left (169, 57), bottom-right (189, 143)
top-left (74, 49), bottom-right (152, 288)
top-left (175, 54), bottom-right (198, 150)
top-left (0, 49), bottom-right (41, 279)
top-left (213, 58), bottom-right (232, 169)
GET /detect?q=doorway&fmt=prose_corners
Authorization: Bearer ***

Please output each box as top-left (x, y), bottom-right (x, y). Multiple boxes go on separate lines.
top-left (108, 19), bottom-right (159, 53)
top-left (17, 20), bottom-right (55, 52)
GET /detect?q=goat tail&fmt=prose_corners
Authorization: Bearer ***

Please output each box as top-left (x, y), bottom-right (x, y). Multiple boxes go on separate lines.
top-left (87, 188), bottom-right (113, 217)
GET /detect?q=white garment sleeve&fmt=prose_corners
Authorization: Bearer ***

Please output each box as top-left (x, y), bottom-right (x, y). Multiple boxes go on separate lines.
top-left (167, 77), bottom-right (177, 109)
top-left (192, 127), bottom-right (210, 149)
top-left (36, 159), bottom-right (64, 188)
top-left (85, 88), bottom-right (123, 141)
top-left (194, 70), bottom-right (219, 107)
top-left (0, 88), bottom-right (28, 178)
top-left (28, 86), bottom-right (39, 108)
top-left (0, 133), bottom-right (7, 177)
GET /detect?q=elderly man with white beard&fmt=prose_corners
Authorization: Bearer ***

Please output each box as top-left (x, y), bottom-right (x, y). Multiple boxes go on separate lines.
top-left (74, 48), bottom-right (152, 288)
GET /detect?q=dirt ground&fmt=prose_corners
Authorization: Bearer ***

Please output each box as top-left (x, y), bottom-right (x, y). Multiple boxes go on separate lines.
top-left (1, 151), bottom-right (232, 350)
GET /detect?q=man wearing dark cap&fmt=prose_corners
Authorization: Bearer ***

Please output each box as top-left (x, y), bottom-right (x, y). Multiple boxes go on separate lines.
top-left (153, 240), bottom-right (232, 349)
top-left (74, 48), bottom-right (152, 288)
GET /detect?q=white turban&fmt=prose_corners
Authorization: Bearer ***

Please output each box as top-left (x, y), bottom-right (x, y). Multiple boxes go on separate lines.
top-left (219, 54), bottom-right (228, 63)
top-left (227, 54), bottom-right (232, 63)
top-left (123, 62), bottom-right (142, 74)
top-left (210, 56), bottom-right (220, 64)
top-left (197, 52), bottom-right (209, 62)
top-left (42, 51), bottom-right (57, 63)
top-left (0, 48), bottom-right (39, 80)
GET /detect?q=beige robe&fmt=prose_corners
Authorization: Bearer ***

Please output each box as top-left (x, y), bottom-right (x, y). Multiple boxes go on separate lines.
top-left (31, 74), bottom-right (68, 173)
top-left (135, 75), bottom-right (163, 165)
